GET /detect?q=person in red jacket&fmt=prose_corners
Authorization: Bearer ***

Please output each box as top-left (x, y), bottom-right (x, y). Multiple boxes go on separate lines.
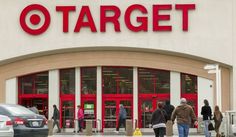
top-left (77, 105), bottom-right (84, 132)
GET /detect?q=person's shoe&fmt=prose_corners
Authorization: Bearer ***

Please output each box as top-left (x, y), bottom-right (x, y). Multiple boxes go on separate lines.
top-left (114, 130), bottom-right (119, 133)
top-left (57, 130), bottom-right (61, 133)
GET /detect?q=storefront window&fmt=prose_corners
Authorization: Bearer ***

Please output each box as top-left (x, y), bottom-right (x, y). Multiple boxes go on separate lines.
top-left (138, 68), bottom-right (170, 94)
top-left (19, 72), bottom-right (48, 94)
top-left (81, 67), bottom-right (96, 95)
top-left (181, 73), bottom-right (198, 94)
top-left (60, 69), bottom-right (75, 94)
top-left (102, 67), bottom-right (133, 94)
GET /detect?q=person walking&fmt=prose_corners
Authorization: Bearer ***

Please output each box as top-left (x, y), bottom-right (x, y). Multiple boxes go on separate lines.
top-left (115, 104), bottom-right (127, 133)
top-left (171, 98), bottom-right (198, 137)
top-left (164, 100), bottom-right (175, 136)
top-left (164, 100), bottom-right (175, 121)
top-left (151, 102), bottom-right (167, 137)
top-left (201, 99), bottom-right (212, 137)
top-left (213, 105), bottom-right (223, 137)
top-left (77, 105), bottom-right (84, 132)
top-left (52, 104), bottom-right (61, 133)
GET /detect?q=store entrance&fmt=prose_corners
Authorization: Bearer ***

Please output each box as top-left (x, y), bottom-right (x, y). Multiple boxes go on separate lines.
top-left (102, 97), bottom-right (133, 130)
top-left (81, 96), bottom-right (96, 129)
top-left (60, 98), bottom-right (75, 128)
top-left (138, 95), bottom-right (169, 128)
top-left (19, 97), bottom-right (48, 117)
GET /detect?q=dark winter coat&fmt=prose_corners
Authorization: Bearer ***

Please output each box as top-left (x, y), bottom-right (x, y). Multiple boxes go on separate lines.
top-left (201, 106), bottom-right (212, 120)
top-left (52, 107), bottom-right (60, 120)
top-left (151, 108), bottom-right (167, 126)
top-left (163, 103), bottom-right (175, 120)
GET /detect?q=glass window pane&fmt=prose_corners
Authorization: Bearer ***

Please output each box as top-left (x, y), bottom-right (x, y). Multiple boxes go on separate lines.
top-left (60, 69), bottom-right (75, 94)
top-left (19, 72), bottom-right (48, 94)
top-left (81, 67), bottom-right (97, 95)
top-left (35, 72), bottom-right (48, 94)
top-left (103, 67), bottom-right (133, 94)
top-left (138, 68), bottom-right (170, 94)
top-left (181, 73), bottom-right (198, 94)
top-left (20, 75), bottom-right (34, 94)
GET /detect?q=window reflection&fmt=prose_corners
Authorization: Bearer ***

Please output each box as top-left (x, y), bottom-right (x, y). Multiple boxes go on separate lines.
top-left (60, 69), bottom-right (75, 94)
top-left (102, 67), bottom-right (133, 94)
top-left (81, 67), bottom-right (97, 95)
top-left (19, 72), bottom-right (48, 94)
top-left (181, 73), bottom-right (197, 94)
top-left (138, 68), bottom-right (170, 94)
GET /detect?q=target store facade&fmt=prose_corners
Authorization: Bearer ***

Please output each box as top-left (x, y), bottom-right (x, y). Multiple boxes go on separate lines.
top-left (0, 0), bottom-right (236, 131)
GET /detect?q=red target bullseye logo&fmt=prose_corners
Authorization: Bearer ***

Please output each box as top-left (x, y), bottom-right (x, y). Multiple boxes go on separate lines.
top-left (20, 4), bottom-right (50, 35)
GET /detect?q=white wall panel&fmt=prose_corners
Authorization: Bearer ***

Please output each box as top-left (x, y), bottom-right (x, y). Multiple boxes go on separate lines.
top-left (0, 0), bottom-right (233, 65)
top-left (170, 72), bottom-right (181, 107)
top-left (197, 77), bottom-right (213, 116)
top-left (5, 78), bottom-right (17, 104)
top-left (49, 70), bottom-right (59, 120)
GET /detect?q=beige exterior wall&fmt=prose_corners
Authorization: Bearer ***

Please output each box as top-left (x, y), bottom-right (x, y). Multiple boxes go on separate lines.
top-left (0, 50), bottom-right (230, 111)
top-left (221, 67), bottom-right (231, 112)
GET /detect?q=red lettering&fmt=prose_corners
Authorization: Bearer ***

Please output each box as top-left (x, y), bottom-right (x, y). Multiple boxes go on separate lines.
top-left (175, 4), bottom-right (195, 31)
top-left (74, 6), bottom-right (97, 32)
top-left (56, 6), bottom-right (76, 32)
top-left (153, 5), bottom-right (172, 31)
top-left (100, 6), bottom-right (121, 32)
top-left (125, 4), bottom-right (148, 32)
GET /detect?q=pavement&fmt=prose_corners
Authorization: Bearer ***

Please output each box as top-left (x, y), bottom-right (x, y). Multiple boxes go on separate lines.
top-left (50, 132), bottom-right (207, 137)
top-left (51, 134), bottom-right (205, 137)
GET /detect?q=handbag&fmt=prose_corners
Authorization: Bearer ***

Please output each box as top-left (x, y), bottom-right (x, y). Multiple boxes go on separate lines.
top-left (208, 122), bottom-right (215, 131)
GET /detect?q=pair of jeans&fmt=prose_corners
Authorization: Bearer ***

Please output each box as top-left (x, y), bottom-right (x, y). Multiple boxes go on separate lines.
top-left (177, 124), bottom-right (190, 137)
top-left (204, 120), bottom-right (211, 137)
top-left (153, 127), bottom-right (166, 137)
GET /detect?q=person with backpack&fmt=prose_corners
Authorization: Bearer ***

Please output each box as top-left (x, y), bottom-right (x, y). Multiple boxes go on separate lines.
top-left (213, 105), bottom-right (223, 137)
top-left (151, 102), bottom-right (168, 137)
top-left (115, 104), bottom-right (127, 133)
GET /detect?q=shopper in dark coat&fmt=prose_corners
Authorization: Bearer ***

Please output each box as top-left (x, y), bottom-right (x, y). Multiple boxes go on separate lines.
top-left (201, 99), bottom-right (212, 137)
top-left (52, 104), bottom-right (61, 133)
top-left (115, 104), bottom-right (127, 133)
top-left (151, 102), bottom-right (167, 137)
top-left (163, 100), bottom-right (175, 120)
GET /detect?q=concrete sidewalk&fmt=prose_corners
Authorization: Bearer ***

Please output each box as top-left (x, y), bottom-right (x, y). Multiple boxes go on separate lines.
top-left (51, 135), bottom-right (205, 137)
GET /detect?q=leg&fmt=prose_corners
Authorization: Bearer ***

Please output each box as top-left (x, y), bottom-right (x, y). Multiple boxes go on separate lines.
top-left (123, 119), bottom-right (126, 130)
top-left (153, 128), bottom-right (159, 137)
top-left (56, 120), bottom-right (61, 132)
top-left (183, 124), bottom-right (190, 137)
top-left (215, 122), bottom-right (221, 137)
top-left (77, 120), bottom-right (80, 133)
top-left (204, 120), bottom-right (210, 137)
top-left (53, 120), bottom-right (56, 129)
top-left (177, 124), bottom-right (184, 137)
top-left (116, 118), bottom-right (122, 131)
top-left (79, 119), bottom-right (83, 132)
top-left (159, 127), bottom-right (166, 137)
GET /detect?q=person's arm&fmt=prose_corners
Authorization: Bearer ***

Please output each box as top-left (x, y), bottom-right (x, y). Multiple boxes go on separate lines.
top-left (209, 107), bottom-right (212, 120)
top-left (201, 107), bottom-right (204, 115)
top-left (190, 107), bottom-right (197, 126)
top-left (151, 111), bottom-right (155, 125)
top-left (220, 112), bottom-right (223, 121)
top-left (171, 108), bottom-right (177, 123)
